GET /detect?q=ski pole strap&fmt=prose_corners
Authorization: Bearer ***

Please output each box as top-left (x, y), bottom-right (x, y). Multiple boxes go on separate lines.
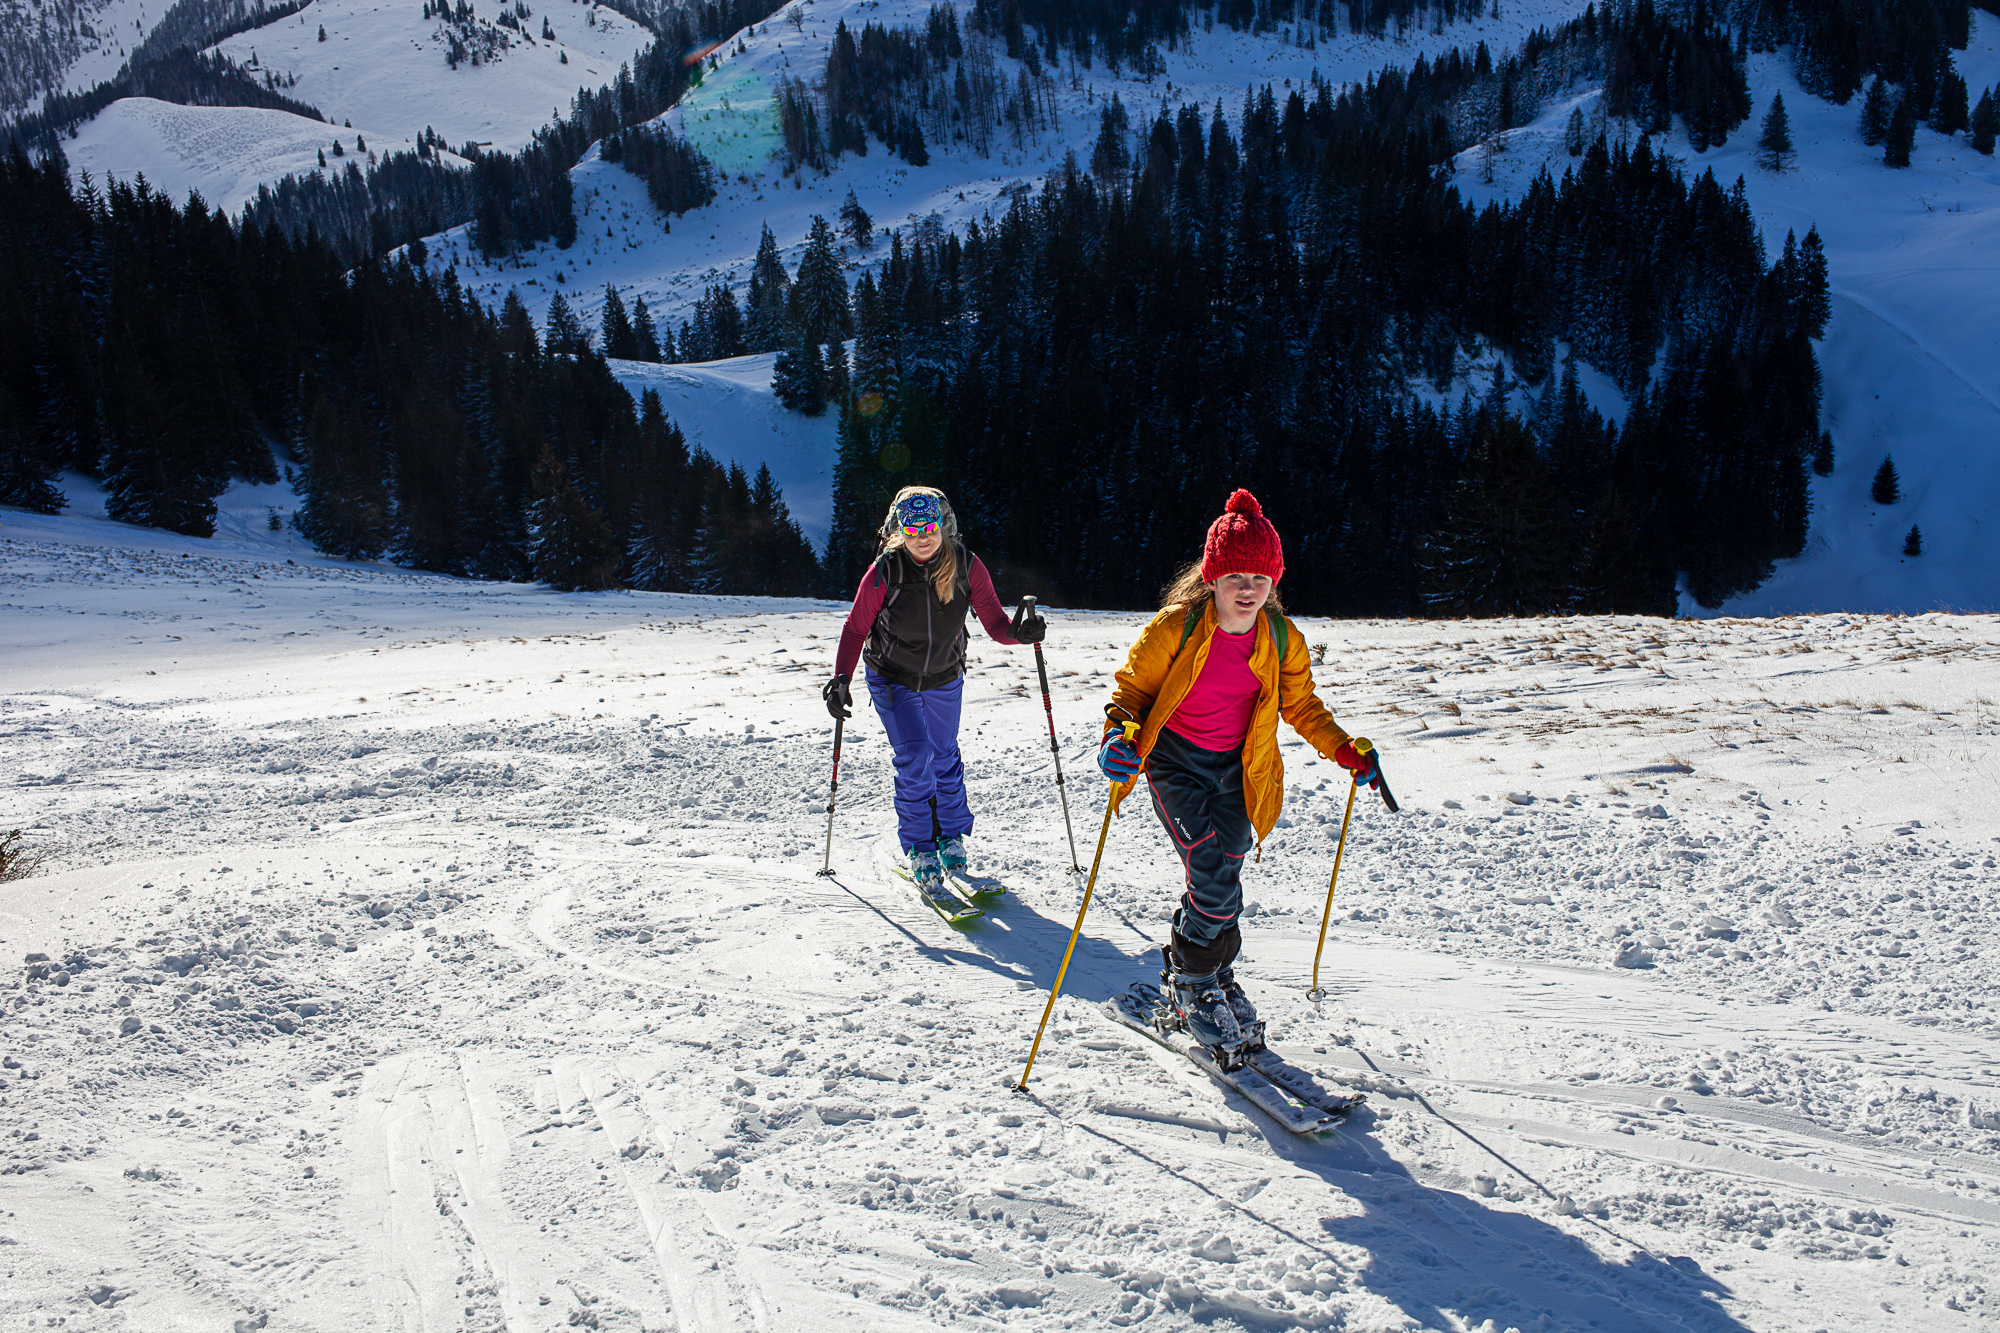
top-left (1352, 737), bottom-right (1400, 814)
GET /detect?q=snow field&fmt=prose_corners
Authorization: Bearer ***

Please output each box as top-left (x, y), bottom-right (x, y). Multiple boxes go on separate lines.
top-left (3, 524), bottom-right (1999, 1328)
top-left (64, 96), bottom-right (472, 215)
top-left (608, 352), bottom-right (836, 545)
top-left (212, 0), bottom-right (657, 152)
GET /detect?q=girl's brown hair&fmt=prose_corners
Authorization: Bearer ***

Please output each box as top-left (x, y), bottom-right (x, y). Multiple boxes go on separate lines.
top-left (1159, 559), bottom-right (1286, 615)
top-left (877, 485), bottom-right (960, 602)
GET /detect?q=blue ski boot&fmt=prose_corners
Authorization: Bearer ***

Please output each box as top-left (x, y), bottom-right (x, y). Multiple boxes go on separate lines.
top-left (910, 846), bottom-right (976, 922)
top-left (938, 834), bottom-right (968, 875)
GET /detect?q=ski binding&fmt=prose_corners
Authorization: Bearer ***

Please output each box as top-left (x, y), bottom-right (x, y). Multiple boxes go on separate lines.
top-left (1102, 984), bottom-right (1362, 1136)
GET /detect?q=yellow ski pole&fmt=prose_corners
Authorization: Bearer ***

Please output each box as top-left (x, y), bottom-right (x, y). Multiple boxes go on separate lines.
top-left (1016, 722), bottom-right (1136, 1092)
top-left (1306, 774), bottom-right (1360, 1004)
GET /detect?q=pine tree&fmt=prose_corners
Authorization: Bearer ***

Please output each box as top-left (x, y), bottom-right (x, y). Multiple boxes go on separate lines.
top-left (771, 336), bottom-right (826, 414)
top-left (1417, 416), bottom-right (1562, 615)
top-left (1859, 77), bottom-right (1891, 145)
top-left (1091, 95), bottom-right (1131, 178)
top-left (1564, 105), bottom-right (1587, 156)
top-left (632, 296), bottom-right (662, 362)
top-left (545, 292), bottom-right (586, 354)
top-left (1812, 430), bottom-right (1834, 476)
top-left (600, 285), bottom-right (637, 359)
top-left (1872, 456), bottom-right (1900, 504)
top-left (526, 448), bottom-right (620, 590)
top-left (1757, 93), bottom-right (1794, 171)
top-left (627, 389), bottom-right (691, 589)
top-left (1935, 71), bottom-right (1970, 137)
top-left (1885, 98), bottom-right (1916, 166)
top-left (1903, 524), bottom-right (1923, 556)
top-left (788, 215), bottom-right (852, 348)
top-left (292, 388), bottom-right (390, 559)
top-left (839, 189), bottom-right (873, 249)
top-left (1972, 88), bottom-right (1998, 155)
top-left (745, 223), bottom-right (791, 352)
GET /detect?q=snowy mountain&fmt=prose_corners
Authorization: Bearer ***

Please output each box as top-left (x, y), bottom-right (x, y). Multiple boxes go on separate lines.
top-left (9, 0), bottom-right (2000, 611)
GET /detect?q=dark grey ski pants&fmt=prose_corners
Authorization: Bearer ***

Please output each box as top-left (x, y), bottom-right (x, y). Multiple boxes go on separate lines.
top-left (1145, 726), bottom-right (1254, 963)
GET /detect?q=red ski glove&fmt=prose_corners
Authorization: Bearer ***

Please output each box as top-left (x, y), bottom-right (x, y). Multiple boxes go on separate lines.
top-left (1333, 737), bottom-right (1381, 788)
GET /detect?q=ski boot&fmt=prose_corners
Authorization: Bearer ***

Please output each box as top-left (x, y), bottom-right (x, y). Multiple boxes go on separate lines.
top-left (1216, 965), bottom-right (1267, 1053)
top-left (910, 847), bottom-right (959, 913)
top-left (1156, 947), bottom-right (1246, 1069)
top-left (937, 834), bottom-right (968, 875)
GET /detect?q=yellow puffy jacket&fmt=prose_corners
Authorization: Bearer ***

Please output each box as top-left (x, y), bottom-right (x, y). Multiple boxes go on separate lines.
top-left (1104, 599), bottom-right (1352, 842)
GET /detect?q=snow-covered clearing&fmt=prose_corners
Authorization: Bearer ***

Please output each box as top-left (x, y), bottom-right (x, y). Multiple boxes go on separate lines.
top-left (65, 96), bottom-right (472, 215)
top-left (608, 353), bottom-right (836, 547)
top-left (213, 0), bottom-right (656, 152)
top-left (3, 512), bottom-right (1999, 1329)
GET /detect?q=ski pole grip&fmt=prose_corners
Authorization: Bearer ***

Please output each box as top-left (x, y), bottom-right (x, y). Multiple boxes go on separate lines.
top-left (1353, 739), bottom-right (1400, 814)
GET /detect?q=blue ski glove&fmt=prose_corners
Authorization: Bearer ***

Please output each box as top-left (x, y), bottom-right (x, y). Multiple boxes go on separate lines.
top-left (1099, 729), bottom-right (1142, 781)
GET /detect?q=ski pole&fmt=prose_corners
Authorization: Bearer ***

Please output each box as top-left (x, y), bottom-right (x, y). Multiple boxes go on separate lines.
top-left (1022, 596), bottom-right (1082, 874)
top-left (1305, 775), bottom-right (1359, 1003)
top-left (816, 716), bottom-right (845, 877)
top-left (1016, 721), bottom-right (1136, 1092)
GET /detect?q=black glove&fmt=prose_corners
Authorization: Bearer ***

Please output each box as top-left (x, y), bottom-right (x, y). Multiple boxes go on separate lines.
top-left (822, 674), bottom-right (852, 720)
top-left (1011, 603), bottom-right (1046, 645)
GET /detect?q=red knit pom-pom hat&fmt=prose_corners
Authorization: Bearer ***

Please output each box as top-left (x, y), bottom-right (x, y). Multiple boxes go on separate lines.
top-left (1200, 489), bottom-right (1284, 584)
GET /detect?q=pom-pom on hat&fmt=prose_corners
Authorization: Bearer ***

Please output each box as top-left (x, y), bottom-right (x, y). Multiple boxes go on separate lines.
top-left (1201, 489), bottom-right (1284, 584)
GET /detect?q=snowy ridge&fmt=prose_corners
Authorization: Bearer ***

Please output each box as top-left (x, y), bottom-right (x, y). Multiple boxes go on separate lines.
top-left (3, 521), bottom-right (1999, 1327)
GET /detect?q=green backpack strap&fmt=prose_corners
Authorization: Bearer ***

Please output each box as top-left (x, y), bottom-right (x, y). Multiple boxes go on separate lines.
top-left (1177, 602), bottom-right (1205, 652)
top-left (1265, 606), bottom-right (1288, 662)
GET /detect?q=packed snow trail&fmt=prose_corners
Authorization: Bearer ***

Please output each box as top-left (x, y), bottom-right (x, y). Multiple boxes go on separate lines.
top-left (3, 524), bottom-right (2000, 1329)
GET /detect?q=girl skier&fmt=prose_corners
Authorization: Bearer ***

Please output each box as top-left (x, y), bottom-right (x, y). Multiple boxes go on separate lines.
top-left (1097, 490), bottom-right (1383, 1053)
top-left (823, 487), bottom-right (1042, 910)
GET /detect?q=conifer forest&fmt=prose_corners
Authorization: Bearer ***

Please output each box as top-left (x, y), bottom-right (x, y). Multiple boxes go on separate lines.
top-left (4, 0), bottom-right (1988, 614)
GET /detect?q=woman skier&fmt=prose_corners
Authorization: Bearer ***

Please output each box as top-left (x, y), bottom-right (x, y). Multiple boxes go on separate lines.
top-left (1097, 489), bottom-right (1383, 1053)
top-left (823, 486), bottom-right (1042, 912)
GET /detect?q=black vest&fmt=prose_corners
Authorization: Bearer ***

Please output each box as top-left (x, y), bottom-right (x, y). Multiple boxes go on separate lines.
top-left (864, 545), bottom-right (973, 691)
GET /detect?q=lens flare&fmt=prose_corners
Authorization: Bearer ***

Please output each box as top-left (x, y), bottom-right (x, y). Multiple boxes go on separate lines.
top-left (879, 442), bottom-right (912, 472)
top-left (856, 391), bottom-right (884, 418)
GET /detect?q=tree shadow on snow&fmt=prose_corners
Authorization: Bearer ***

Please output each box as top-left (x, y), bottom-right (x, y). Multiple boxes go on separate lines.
top-left (1262, 1110), bottom-right (1753, 1333)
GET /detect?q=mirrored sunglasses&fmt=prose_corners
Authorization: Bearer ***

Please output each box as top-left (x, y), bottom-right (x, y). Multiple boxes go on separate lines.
top-left (901, 520), bottom-right (941, 537)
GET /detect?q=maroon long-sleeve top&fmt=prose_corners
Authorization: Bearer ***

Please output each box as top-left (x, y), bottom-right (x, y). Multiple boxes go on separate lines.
top-left (835, 549), bottom-right (1018, 683)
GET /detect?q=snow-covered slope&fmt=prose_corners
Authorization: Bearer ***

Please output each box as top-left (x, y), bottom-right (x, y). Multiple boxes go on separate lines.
top-left (4, 518), bottom-right (1999, 1329)
top-left (1454, 18), bottom-right (2000, 617)
top-left (428, 0), bottom-right (1599, 334)
top-left (610, 351), bottom-right (837, 545)
top-left (211, 0), bottom-right (655, 151)
top-left (64, 95), bottom-right (470, 213)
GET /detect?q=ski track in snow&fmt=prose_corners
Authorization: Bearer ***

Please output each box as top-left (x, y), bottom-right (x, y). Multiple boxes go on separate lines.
top-left (2, 525), bottom-right (1999, 1329)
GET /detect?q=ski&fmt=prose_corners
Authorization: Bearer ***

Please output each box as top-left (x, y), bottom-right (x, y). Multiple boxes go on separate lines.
top-left (946, 868), bottom-right (1007, 901)
top-left (886, 862), bottom-right (983, 924)
top-left (1102, 985), bottom-right (1362, 1136)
